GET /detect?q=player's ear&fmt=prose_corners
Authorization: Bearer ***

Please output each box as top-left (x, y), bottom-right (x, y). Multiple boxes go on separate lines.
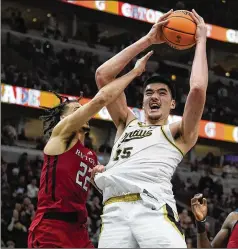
top-left (171, 100), bottom-right (176, 110)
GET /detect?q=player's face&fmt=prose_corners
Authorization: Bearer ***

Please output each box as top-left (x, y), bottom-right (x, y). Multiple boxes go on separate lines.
top-left (143, 83), bottom-right (175, 122)
top-left (62, 102), bottom-right (90, 130)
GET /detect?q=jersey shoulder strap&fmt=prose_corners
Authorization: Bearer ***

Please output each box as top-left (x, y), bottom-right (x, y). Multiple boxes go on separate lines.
top-left (161, 124), bottom-right (184, 157)
top-left (126, 118), bottom-right (138, 128)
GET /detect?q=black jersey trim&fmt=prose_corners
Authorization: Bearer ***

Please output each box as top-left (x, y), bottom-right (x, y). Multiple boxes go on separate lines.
top-left (45, 155), bottom-right (51, 194)
top-left (51, 156), bottom-right (59, 201)
top-left (164, 204), bottom-right (184, 238)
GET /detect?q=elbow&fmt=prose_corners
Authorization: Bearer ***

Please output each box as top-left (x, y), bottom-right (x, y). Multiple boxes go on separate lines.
top-left (190, 86), bottom-right (206, 98)
top-left (95, 68), bottom-right (106, 88)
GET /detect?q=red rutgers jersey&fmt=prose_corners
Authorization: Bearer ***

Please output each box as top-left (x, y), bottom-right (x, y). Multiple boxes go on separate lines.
top-left (29, 140), bottom-right (98, 232)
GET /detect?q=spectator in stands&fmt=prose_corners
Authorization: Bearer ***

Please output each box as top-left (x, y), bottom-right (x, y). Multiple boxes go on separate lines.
top-left (191, 159), bottom-right (199, 172)
top-left (17, 153), bottom-right (29, 176)
top-left (27, 178), bottom-right (39, 200)
top-left (7, 208), bottom-right (28, 247)
top-left (213, 178), bottom-right (223, 198)
top-left (6, 240), bottom-right (15, 248)
top-left (228, 196), bottom-right (238, 210)
top-left (184, 177), bottom-right (197, 193)
top-left (198, 171), bottom-right (214, 194)
top-left (43, 13), bottom-right (61, 40)
top-left (12, 175), bottom-right (27, 198)
top-left (1, 121), bottom-right (17, 146)
top-left (202, 152), bottom-right (216, 167)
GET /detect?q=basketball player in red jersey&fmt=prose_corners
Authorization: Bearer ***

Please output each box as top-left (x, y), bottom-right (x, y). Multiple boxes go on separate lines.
top-left (191, 193), bottom-right (238, 248)
top-left (27, 52), bottom-right (153, 248)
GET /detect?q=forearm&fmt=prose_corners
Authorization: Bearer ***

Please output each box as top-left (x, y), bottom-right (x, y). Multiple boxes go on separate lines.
top-left (98, 69), bottom-right (138, 105)
top-left (96, 36), bottom-right (151, 86)
top-left (190, 40), bottom-right (208, 90)
top-left (197, 232), bottom-right (212, 248)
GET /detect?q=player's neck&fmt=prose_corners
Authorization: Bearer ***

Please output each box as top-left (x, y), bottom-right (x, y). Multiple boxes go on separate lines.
top-left (77, 132), bottom-right (85, 145)
top-left (145, 118), bottom-right (168, 126)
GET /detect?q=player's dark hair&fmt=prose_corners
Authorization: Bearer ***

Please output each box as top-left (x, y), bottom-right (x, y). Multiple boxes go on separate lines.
top-left (143, 75), bottom-right (176, 100)
top-left (40, 91), bottom-right (83, 139)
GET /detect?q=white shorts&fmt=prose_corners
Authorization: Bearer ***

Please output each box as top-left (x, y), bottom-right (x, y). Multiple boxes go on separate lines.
top-left (98, 195), bottom-right (187, 248)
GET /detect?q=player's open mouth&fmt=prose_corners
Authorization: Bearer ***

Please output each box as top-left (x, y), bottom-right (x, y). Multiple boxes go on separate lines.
top-left (149, 103), bottom-right (160, 112)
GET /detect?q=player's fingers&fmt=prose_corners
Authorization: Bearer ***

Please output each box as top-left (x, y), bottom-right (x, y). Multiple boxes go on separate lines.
top-left (192, 9), bottom-right (203, 23)
top-left (154, 19), bottom-right (169, 27)
top-left (191, 193), bottom-right (203, 205)
top-left (202, 198), bottom-right (207, 206)
top-left (159, 9), bottom-right (173, 21)
top-left (189, 12), bottom-right (200, 24)
top-left (98, 165), bottom-right (105, 173)
top-left (140, 51), bottom-right (154, 63)
top-left (95, 165), bottom-right (105, 173)
top-left (191, 198), bottom-right (199, 206)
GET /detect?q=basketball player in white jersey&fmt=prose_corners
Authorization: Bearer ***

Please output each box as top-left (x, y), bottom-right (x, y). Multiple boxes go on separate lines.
top-left (92, 9), bottom-right (208, 248)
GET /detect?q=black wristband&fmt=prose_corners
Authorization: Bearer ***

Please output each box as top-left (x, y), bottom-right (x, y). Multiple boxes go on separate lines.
top-left (196, 218), bottom-right (206, 233)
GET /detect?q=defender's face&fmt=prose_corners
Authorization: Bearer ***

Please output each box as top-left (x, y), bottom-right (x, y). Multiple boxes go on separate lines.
top-left (62, 102), bottom-right (90, 130)
top-left (143, 83), bottom-right (175, 122)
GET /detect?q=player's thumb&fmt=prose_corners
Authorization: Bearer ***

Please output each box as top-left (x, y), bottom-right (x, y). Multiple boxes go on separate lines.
top-left (202, 198), bottom-right (207, 206)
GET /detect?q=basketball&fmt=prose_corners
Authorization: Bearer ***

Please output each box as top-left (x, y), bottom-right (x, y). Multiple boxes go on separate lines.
top-left (162, 10), bottom-right (197, 50)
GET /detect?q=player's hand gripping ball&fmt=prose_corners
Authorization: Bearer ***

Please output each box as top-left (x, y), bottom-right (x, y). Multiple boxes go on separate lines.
top-left (162, 9), bottom-right (207, 50)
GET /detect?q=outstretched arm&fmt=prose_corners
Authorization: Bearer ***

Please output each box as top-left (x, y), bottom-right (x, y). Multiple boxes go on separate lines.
top-left (95, 10), bottom-right (172, 128)
top-left (176, 10), bottom-right (208, 151)
top-left (52, 52), bottom-right (153, 139)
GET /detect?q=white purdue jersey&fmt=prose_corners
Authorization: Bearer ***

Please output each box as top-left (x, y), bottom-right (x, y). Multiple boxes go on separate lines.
top-left (95, 119), bottom-right (184, 212)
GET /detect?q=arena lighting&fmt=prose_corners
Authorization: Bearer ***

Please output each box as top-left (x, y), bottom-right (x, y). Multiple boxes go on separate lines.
top-left (47, 13), bottom-right (51, 17)
top-left (171, 75), bottom-right (176, 81)
top-left (225, 72), bottom-right (230, 77)
top-left (2, 83), bottom-right (238, 143)
top-left (32, 18), bottom-right (37, 22)
top-left (61, 0), bottom-right (238, 44)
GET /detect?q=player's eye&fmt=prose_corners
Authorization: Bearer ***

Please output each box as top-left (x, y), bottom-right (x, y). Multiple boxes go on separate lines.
top-left (146, 91), bottom-right (153, 96)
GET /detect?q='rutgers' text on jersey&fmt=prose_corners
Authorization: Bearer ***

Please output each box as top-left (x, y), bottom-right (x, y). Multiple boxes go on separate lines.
top-left (95, 120), bottom-right (184, 212)
top-left (29, 140), bottom-right (97, 232)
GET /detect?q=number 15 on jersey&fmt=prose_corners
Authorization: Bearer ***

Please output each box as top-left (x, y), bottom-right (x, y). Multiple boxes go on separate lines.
top-left (113, 147), bottom-right (133, 161)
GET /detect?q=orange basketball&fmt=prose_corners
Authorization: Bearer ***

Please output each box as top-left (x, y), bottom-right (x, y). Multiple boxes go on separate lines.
top-left (162, 10), bottom-right (197, 50)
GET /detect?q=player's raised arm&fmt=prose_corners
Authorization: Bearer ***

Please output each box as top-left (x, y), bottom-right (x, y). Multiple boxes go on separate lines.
top-left (95, 10), bottom-right (172, 128)
top-left (179, 10), bottom-right (208, 149)
top-left (52, 52), bottom-right (153, 139)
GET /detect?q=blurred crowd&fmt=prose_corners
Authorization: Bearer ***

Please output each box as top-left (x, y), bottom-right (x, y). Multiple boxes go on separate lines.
top-left (1, 3), bottom-right (238, 125)
top-left (2, 31), bottom-right (238, 125)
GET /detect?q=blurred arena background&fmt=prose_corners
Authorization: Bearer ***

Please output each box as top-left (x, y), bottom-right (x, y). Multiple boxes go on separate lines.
top-left (1, 0), bottom-right (238, 247)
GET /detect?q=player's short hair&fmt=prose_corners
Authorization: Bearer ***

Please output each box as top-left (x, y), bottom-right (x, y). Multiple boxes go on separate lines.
top-left (143, 75), bottom-right (176, 100)
top-left (40, 91), bottom-right (83, 139)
